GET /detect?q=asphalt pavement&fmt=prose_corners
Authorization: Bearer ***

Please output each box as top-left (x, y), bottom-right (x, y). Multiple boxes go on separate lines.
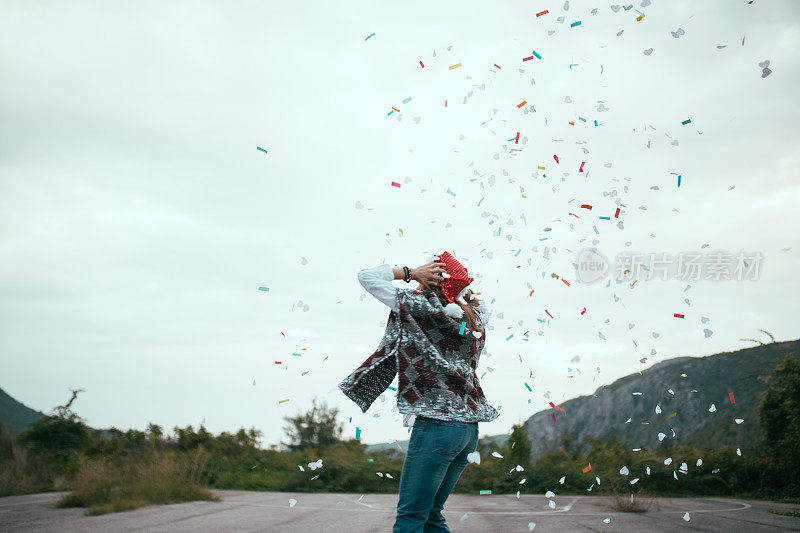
top-left (1, 490), bottom-right (799, 532)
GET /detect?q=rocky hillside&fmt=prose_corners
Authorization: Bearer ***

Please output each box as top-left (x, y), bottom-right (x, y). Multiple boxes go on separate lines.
top-left (523, 340), bottom-right (798, 456)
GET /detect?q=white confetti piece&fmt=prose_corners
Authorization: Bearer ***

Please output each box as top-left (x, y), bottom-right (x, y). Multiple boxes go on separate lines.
top-left (619, 466), bottom-right (629, 475)
top-left (492, 451), bottom-right (504, 458)
top-left (545, 491), bottom-right (555, 498)
top-left (289, 498), bottom-right (297, 507)
top-left (683, 512), bottom-right (690, 521)
top-left (709, 404), bottom-right (716, 412)
top-left (603, 518), bottom-right (611, 524)
top-left (467, 451), bottom-right (481, 464)
top-left (528, 522), bottom-right (536, 531)
top-left (559, 476), bottom-right (566, 484)
top-left (460, 513), bottom-right (469, 522)
top-left (735, 418), bottom-right (744, 424)
top-left (548, 500), bottom-right (556, 509)
top-left (655, 405), bottom-right (662, 414)
top-left (631, 478), bottom-right (639, 484)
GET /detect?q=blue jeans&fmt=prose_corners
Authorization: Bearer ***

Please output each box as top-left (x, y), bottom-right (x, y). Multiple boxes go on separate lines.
top-left (393, 416), bottom-right (479, 533)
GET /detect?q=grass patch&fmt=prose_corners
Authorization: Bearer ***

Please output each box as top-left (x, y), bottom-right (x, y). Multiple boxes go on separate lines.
top-left (57, 448), bottom-right (219, 516)
top-left (604, 492), bottom-right (659, 513)
top-left (769, 509), bottom-right (800, 517)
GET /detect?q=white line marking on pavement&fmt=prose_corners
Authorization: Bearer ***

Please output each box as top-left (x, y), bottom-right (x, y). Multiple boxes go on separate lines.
top-left (562, 498), bottom-right (578, 512)
top-left (216, 498), bottom-right (752, 517)
top-left (339, 495), bottom-right (381, 509)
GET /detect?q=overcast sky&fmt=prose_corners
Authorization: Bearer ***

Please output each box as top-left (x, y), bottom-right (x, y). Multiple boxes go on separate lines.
top-left (1, 0), bottom-right (799, 447)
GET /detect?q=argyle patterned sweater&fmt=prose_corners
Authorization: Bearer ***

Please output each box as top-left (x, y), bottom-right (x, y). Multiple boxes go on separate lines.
top-left (338, 288), bottom-right (499, 424)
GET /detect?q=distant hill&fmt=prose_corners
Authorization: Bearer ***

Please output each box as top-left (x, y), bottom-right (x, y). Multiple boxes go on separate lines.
top-left (0, 386), bottom-right (46, 437)
top-left (365, 340), bottom-right (797, 457)
top-left (523, 340), bottom-right (798, 456)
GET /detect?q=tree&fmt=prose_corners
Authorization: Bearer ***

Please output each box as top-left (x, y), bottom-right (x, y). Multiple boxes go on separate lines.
top-left (282, 397), bottom-right (343, 451)
top-left (756, 336), bottom-right (800, 497)
top-left (758, 347), bottom-right (800, 449)
top-left (17, 389), bottom-right (90, 469)
top-left (503, 423), bottom-right (532, 468)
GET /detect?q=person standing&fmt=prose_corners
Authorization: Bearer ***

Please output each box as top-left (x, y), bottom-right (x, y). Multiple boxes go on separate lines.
top-left (339, 252), bottom-right (499, 532)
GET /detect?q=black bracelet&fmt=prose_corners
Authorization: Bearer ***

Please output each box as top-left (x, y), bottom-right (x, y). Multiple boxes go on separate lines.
top-left (403, 266), bottom-right (411, 283)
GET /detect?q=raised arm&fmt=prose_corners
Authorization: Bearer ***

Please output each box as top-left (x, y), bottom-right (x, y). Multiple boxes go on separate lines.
top-left (357, 262), bottom-right (447, 311)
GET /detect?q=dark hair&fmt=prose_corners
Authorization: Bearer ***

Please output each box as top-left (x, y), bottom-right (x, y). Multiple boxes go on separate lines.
top-left (415, 280), bottom-right (484, 335)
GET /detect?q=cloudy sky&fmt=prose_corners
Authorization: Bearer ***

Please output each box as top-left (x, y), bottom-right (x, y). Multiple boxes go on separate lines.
top-left (2, 0), bottom-right (799, 447)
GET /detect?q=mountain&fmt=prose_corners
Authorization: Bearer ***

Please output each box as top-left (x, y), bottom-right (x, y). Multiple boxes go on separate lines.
top-left (523, 340), bottom-right (798, 456)
top-left (0, 386), bottom-right (46, 437)
top-left (364, 340), bottom-right (797, 457)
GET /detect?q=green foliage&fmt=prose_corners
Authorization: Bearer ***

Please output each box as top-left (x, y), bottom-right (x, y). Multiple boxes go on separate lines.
top-left (756, 339), bottom-right (800, 497)
top-left (282, 397), bottom-right (343, 451)
top-left (17, 389), bottom-right (91, 474)
top-left (1, 337), bottom-right (798, 506)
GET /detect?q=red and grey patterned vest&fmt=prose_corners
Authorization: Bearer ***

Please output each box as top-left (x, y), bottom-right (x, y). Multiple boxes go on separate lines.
top-left (338, 289), bottom-right (499, 424)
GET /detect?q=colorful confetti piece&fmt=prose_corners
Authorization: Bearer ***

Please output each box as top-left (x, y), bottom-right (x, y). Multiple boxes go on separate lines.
top-left (365, 33), bottom-right (376, 41)
top-left (258, 286), bottom-right (270, 291)
top-left (391, 181), bottom-right (401, 188)
top-left (256, 146), bottom-right (268, 155)
top-left (449, 62), bottom-right (462, 70)
top-left (517, 100), bottom-right (527, 108)
top-left (571, 21), bottom-right (582, 27)
top-left (536, 9), bottom-right (549, 16)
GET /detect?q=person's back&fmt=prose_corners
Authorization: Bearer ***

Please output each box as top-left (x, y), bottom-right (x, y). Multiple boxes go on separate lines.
top-left (338, 252), bottom-right (498, 532)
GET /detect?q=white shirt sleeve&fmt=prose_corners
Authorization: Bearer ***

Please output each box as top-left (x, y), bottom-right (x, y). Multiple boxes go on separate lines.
top-left (358, 264), bottom-right (399, 312)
